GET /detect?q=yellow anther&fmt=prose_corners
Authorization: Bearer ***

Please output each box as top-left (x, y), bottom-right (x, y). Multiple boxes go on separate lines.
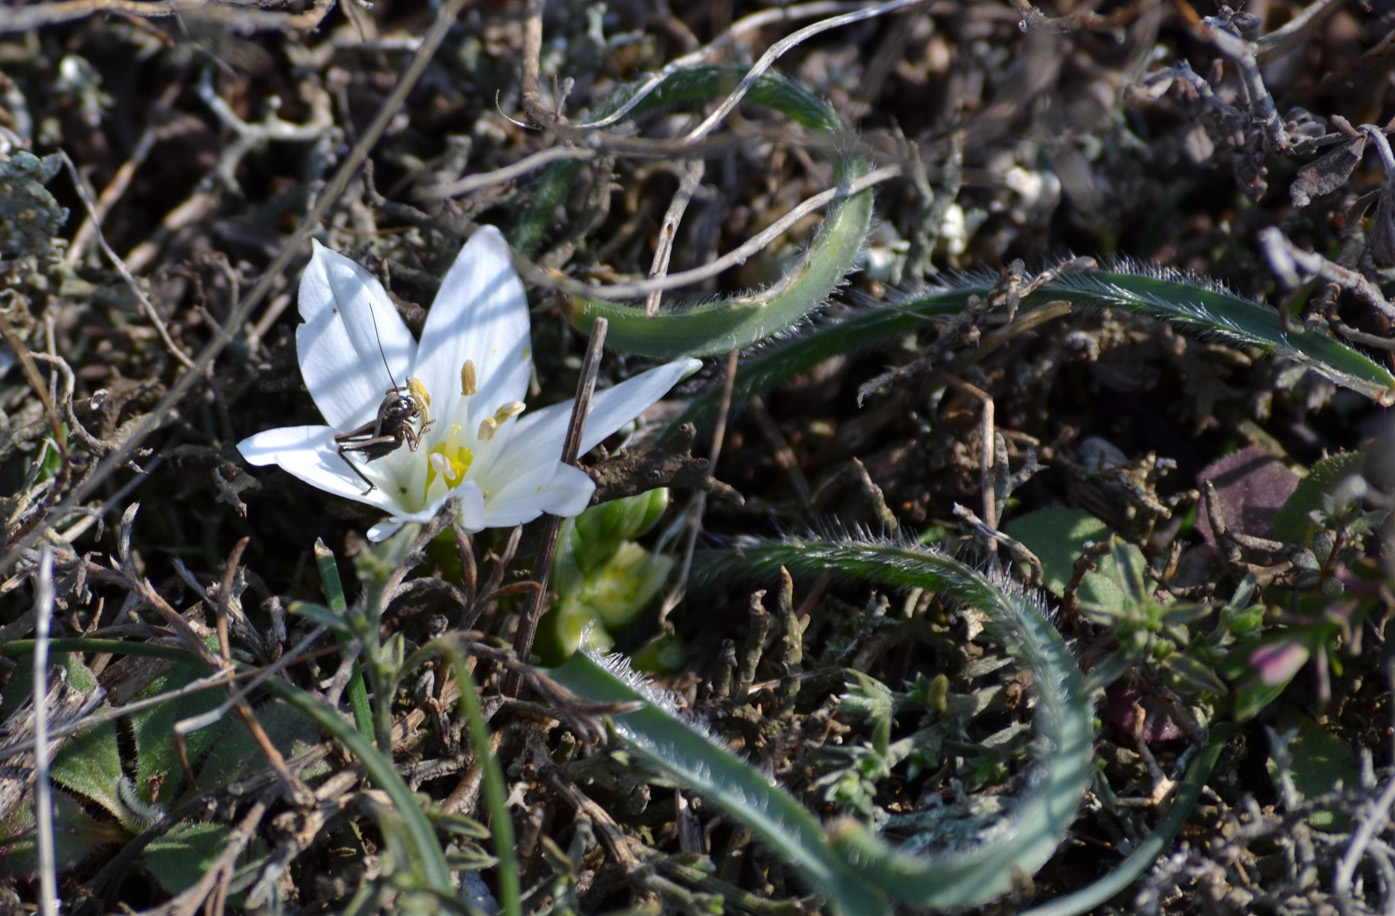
top-left (407, 377), bottom-right (430, 408)
top-left (493, 401), bottom-right (525, 424)
top-left (478, 417), bottom-right (499, 441)
top-left (460, 361), bottom-right (477, 397)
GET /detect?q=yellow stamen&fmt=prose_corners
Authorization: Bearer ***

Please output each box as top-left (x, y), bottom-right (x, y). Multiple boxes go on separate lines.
top-left (460, 361), bottom-right (477, 397)
top-left (407, 377), bottom-right (430, 408)
top-left (493, 401), bottom-right (525, 424)
top-left (478, 402), bottom-right (524, 441)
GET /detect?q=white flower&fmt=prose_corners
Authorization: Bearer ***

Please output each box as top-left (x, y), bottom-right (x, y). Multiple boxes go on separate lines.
top-left (238, 227), bottom-right (701, 542)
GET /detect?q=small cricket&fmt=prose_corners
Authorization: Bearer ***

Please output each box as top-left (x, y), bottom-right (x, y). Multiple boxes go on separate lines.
top-left (335, 304), bottom-right (433, 494)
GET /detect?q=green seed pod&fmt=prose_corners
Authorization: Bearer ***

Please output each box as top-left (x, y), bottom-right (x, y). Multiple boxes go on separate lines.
top-left (925, 673), bottom-right (950, 714)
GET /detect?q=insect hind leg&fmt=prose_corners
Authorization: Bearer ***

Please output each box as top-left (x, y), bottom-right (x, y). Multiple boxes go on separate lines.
top-left (337, 446), bottom-right (379, 495)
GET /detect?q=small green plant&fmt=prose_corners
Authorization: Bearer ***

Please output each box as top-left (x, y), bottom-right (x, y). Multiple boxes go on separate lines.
top-left (1010, 443), bottom-right (1388, 727)
top-left (1227, 459), bottom-right (1386, 718)
top-left (0, 652), bottom-right (321, 894)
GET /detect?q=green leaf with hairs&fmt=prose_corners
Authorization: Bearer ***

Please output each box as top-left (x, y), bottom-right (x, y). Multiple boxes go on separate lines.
top-left (667, 265), bottom-right (1395, 435)
top-left (49, 719), bottom-right (128, 828)
top-left (558, 537), bottom-right (1091, 910)
top-left (693, 537), bottom-right (1092, 909)
top-left (144, 822), bottom-right (232, 894)
top-left (563, 65), bottom-right (873, 358)
top-left (545, 649), bottom-right (888, 916)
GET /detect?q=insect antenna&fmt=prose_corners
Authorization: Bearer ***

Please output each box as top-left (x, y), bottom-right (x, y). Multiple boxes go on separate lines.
top-left (366, 296), bottom-right (401, 390)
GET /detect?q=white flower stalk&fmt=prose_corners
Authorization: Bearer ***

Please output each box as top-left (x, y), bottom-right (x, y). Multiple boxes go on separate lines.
top-left (238, 227), bottom-right (701, 542)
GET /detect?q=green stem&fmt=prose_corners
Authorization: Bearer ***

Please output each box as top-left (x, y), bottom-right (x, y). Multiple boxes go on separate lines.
top-left (411, 636), bottom-right (522, 916)
top-left (314, 540), bottom-right (374, 744)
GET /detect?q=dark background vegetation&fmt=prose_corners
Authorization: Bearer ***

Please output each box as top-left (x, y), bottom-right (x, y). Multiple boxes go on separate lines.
top-left (3, 0), bottom-right (1395, 913)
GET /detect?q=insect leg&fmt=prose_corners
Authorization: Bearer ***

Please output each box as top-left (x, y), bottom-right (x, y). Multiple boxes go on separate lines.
top-left (337, 445), bottom-right (379, 495)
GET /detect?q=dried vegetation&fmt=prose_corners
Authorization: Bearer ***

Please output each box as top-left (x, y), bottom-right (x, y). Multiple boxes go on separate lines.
top-left (2, 0), bottom-right (1395, 914)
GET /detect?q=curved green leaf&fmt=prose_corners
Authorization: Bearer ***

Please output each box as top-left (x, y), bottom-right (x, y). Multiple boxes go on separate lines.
top-left (545, 649), bottom-right (889, 916)
top-left (669, 265), bottom-right (1395, 434)
top-left (694, 537), bottom-right (1094, 909)
top-left (563, 65), bottom-right (874, 358)
top-left (1018, 724), bottom-right (1235, 916)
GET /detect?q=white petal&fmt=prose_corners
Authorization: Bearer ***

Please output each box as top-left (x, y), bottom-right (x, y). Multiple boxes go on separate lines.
top-left (297, 240), bottom-right (417, 431)
top-left (481, 462), bottom-right (596, 529)
top-left (367, 519), bottom-right (404, 542)
top-left (412, 227), bottom-right (531, 436)
top-left (368, 481), bottom-right (487, 541)
top-left (574, 357), bottom-right (701, 455)
top-left (451, 481), bottom-right (488, 533)
top-left (491, 357), bottom-right (702, 472)
top-left (536, 463), bottom-right (596, 517)
top-left (237, 425), bottom-right (393, 508)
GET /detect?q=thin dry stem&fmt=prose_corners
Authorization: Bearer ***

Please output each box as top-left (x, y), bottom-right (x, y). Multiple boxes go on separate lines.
top-left (32, 545), bottom-right (59, 916)
top-left (0, 0), bottom-right (335, 34)
top-left (523, 164), bottom-right (900, 301)
top-left (506, 317), bottom-right (609, 692)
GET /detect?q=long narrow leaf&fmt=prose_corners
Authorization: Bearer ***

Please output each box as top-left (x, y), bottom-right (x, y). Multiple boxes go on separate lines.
top-left (564, 65), bottom-right (873, 358)
top-left (313, 540), bottom-right (373, 743)
top-left (545, 649), bottom-right (889, 916)
top-left (258, 675), bottom-right (454, 895)
top-left (693, 537), bottom-right (1094, 909)
top-left (669, 264), bottom-right (1395, 433)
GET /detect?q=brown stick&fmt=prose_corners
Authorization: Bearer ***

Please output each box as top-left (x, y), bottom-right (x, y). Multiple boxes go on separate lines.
top-left (505, 318), bottom-right (609, 693)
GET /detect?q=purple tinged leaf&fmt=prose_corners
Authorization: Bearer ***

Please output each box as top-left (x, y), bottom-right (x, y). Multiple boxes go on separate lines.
top-left (1196, 446), bottom-right (1301, 547)
top-left (1250, 639), bottom-right (1310, 687)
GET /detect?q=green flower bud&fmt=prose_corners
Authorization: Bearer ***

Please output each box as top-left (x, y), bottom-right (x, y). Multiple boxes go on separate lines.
top-left (572, 489), bottom-right (670, 577)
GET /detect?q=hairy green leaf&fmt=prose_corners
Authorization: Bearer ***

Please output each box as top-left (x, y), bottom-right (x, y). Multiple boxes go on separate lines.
top-left (670, 265), bottom-right (1395, 434)
top-left (694, 537), bottom-right (1093, 909)
top-left (564, 66), bottom-right (873, 357)
top-left (545, 649), bottom-right (888, 916)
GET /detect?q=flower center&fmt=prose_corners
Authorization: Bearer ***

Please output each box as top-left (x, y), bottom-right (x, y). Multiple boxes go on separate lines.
top-left (409, 364), bottom-right (528, 507)
top-left (426, 424), bottom-right (474, 494)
